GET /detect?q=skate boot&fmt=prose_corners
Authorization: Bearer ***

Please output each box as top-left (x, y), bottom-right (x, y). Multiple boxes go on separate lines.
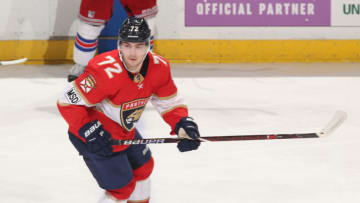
top-left (68, 64), bottom-right (85, 82)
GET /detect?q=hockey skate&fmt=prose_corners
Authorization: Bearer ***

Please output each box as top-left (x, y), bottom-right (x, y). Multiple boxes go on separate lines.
top-left (67, 64), bottom-right (85, 82)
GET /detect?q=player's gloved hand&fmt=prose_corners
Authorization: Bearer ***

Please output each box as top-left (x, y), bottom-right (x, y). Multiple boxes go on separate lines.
top-left (174, 117), bottom-right (201, 152)
top-left (78, 120), bottom-right (113, 156)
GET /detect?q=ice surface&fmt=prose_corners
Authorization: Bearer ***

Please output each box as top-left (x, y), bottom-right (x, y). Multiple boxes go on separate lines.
top-left (0, 63), bottom-right (359, 203)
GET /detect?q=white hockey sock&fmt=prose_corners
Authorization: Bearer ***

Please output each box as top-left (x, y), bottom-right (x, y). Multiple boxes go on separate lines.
top-left (127, 178), bottom-right (151, 202)
top-left (98, 191), bottom-right (127, 203)
top-left (73, 20), bottom-right (105, 66)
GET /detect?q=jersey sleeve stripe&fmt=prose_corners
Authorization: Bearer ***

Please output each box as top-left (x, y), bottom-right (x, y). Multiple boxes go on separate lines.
top-left (150, 93), bottom-right (186, 115)
top-left (151, 92), bottom-right (177, 100)
top-left (160, 104), bottom-right (188, 116)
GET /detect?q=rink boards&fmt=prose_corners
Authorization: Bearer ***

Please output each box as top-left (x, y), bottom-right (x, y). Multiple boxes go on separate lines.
top-left (1, 39), bottom-right (360, 64)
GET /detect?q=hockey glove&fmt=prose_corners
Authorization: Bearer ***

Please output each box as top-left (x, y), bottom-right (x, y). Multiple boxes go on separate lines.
top-left (78, 120), bottom-right (113, 156)
top-left (174, 117), bottom-right (201, 152)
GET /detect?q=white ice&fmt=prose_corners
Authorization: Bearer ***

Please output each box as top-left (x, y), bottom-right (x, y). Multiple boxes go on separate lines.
top-left (0, 63), bottom-right (359, 203)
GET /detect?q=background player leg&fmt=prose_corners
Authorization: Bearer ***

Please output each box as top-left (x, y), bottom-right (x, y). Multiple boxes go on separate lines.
top-left (69, 0), bottom-right (113, 82)
top-left (69, 21), bottom-right (104, 81)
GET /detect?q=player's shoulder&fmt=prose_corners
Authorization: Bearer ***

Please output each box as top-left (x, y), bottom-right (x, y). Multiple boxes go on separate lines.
top-left (148, 52), bottom-right (170, 71)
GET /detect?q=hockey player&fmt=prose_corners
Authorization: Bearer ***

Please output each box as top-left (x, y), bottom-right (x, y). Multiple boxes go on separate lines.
top-left (68, 0), bottom-right (158, 82)
top-left (57, 17), bottom-right (201, 203)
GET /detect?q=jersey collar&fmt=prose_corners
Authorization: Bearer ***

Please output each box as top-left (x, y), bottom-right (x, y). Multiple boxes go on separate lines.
top-left (125, 54), bottom-right (150, 83)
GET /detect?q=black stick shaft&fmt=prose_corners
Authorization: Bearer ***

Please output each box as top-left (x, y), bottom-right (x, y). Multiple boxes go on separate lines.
top-left (110, 133), bottom-right (319, 145)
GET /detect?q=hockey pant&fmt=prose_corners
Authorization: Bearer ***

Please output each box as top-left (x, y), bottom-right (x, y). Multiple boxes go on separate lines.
top-left (69, 129), bottom-right (154, 202)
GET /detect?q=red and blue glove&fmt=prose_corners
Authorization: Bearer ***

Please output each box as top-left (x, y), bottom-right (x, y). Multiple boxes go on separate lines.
top-left (78, 120), bottom-right (113, 156)
top-left (174, 117), bottom-right (201, 152)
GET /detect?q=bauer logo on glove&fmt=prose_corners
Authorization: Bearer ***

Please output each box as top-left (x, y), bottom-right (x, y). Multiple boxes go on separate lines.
top-left (84, 120), bottom-right (102, 138)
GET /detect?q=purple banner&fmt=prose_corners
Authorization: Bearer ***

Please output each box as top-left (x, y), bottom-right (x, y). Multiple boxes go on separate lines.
top-left (185, 0), bottom-right (330, 26)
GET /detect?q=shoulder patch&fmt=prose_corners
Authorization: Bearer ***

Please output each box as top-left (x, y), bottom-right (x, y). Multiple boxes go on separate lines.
top-left (79, 74), bottom-right (96, 94)
top-left (65, 87), bottom-right (81, 104)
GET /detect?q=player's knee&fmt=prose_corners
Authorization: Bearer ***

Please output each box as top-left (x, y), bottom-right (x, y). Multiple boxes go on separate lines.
top-left (106, 178), bottom-right (136, 201)
top-left (77, 20), bottom-right (105, 39)
top-left (127, 178), bottom-right (151, 203)
top-left (103, 158), bottom-right (153, 202)
top-left (133, 157), bottom-right (154, 181)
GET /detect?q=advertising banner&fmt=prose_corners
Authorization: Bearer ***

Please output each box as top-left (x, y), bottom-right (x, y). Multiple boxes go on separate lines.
top-left (185, 0), bottom-right (331, 26)
top-left (332, 0), bottom-right (360, 26)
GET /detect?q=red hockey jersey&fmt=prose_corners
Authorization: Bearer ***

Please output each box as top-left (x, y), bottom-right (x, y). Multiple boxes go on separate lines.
top-left (57, 50), bottom-right (188, 151)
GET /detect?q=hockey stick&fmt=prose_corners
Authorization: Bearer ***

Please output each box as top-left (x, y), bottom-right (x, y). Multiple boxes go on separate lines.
top-left (110, 111), bottom-right (347, 145)
top-left (0, 58), bottom-right (27, 66)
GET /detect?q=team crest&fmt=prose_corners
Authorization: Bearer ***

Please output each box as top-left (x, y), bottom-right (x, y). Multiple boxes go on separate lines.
top-left (133, 73), bottom-right (144, 83)
top-left (79, 75), bottom-right (96, 94)
top-left (121, 98), bottom-right (148, 131)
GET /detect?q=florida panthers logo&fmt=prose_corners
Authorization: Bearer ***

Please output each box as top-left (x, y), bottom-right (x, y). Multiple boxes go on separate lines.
top-left (126, 109), bottom-right (142, 124)
top-left (121, 98), bottom-right (148, 131)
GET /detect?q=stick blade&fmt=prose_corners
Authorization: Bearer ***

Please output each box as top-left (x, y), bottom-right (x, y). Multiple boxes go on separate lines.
top-left (0, 58), bottom-right (27, 66)
top-left (317, 110), bottom-right (347, 137)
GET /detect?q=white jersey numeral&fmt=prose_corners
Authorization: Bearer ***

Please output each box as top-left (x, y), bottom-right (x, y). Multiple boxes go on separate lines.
top-left (97, 55), bottom-right (123, 79)
top-left (97, 56), bottom-right (116, 65)
top-left (153, 55), bottom-right (167, 65)
top-left (105, 63), bottom-right (122, 79)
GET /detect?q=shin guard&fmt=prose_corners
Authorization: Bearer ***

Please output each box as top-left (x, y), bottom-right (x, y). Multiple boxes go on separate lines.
top-left (73, 20), bottom-right (104, 66)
